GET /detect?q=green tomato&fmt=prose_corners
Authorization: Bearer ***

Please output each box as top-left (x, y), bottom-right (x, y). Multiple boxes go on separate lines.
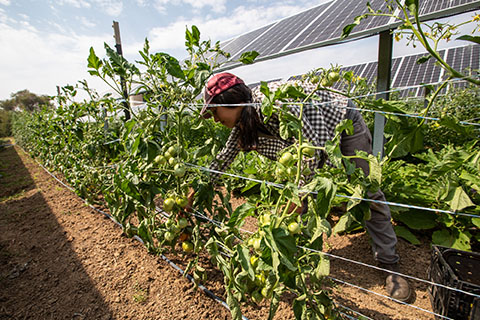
top-left (288, 221), bottom-right (301, 235)
top-left (275, 166), bottom-right (285, 176)
top-left (174, 164), bottom-right (186, 177)
top-left (167, 145), bottom-right (179, 157)
top-left (311, 75), bottom-right (320, 84)
top-left (321, 78), bottom-right (333, 87)
top-left (163, 197), bottom-right (175, 212)
top-left (164, 231), bottom-right (175, 242)
top-left (261, 286), bottom-right (271, 298)
top-left (250, 255), bottom-right (259, 268)
top-left (154, 155), bottom-right (166, 166)
top-left (259, 214), bottom-right (271, 226)
top-left (170, 224), bottom-right (180, 234)
top-left (168, 157), bottom-right (176, 166)
top-left (176, 196), bottom-right (188, 208)
top-left (177, 217), bottom-right (188, 229)
top-left (279, 152), bottom-right (293, 166)
top-left (182, 241), bottom-right (194, 252)
top-left (164, 151), bottom-right (172, 160)
top-left (302, 143), bottom-right (315, 157)
top-left (253, 238), bottom-right (261, 250)
top-left (302, 166), bottom-right (312, 176)
top-left (328, 71), bottom-right (340, 82)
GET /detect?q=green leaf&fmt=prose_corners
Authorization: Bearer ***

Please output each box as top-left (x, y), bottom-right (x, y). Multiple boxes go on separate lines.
top-left (332, 212), bottom-right (354, 234)
top-left (394, 225), bottom-right (420, 245)
top-left (341, 14), bottom-right (367, 39)
top-left (405, 0), bottom-right (418, 13)
top-left (265, 228), bottom-right (297, 271)
top-left (236, 245), bottom-right (255, 280)
top-left (446, 186), bottom-right (475, 211)
top-left (314, 255), bottom-right (330, 278)
top-left (472, 218), bottom-right (480, 228)
top-left (432, 229), bottom-right (471, 251)
top-left (394, 210), bottom-right (437, 230)
top-left (226, 289), bottom-right (242, 320)
top-left (417, 55), bottom-right (432, 64)
top-left (457, 35), bottom-right (480, 44)
top-left (313, 177), bottom-right (337, 218)
top-left (227, 203), bottom-right (255, 227)
top-left (238, 51), bottom-right (259, 65)
top-left (87, 47), bottom-right (103, 71)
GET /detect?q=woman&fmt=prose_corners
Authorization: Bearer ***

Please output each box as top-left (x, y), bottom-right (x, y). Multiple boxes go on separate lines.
top-left (190, 72), bottom-right (414, 303)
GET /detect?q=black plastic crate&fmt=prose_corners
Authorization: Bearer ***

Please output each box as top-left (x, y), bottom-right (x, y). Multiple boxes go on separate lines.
top-left (428, 245), bottom-right (480, 320)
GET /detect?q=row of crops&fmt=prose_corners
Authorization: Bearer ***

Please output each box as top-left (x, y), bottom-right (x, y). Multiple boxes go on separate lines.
top-left (11, 2), bottom-right (480, 319)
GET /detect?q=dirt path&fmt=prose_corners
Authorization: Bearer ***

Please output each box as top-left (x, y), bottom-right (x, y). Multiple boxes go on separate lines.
top-left (0, 141), bottom-right (435, 319)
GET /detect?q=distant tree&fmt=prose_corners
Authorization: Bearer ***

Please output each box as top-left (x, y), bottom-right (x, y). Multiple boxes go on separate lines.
top-left (0, 110), bottom-right (12, 137)
top-left (0, 89), bottom-right (52, 112)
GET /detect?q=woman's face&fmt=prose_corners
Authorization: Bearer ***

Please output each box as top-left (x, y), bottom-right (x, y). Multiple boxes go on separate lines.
top-left (210, 105), bottom-right (243, 128)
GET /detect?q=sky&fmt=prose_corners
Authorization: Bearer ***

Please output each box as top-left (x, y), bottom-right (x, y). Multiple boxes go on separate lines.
top-left (0, 0), bottom-right (478, 101)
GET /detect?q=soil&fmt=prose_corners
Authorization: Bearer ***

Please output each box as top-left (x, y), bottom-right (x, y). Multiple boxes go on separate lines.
top-left (0, 140), bottom-right (436, 320)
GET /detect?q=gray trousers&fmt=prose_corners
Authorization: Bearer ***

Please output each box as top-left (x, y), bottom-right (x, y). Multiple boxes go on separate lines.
top-left (340, 105), bottom-right (399, 264)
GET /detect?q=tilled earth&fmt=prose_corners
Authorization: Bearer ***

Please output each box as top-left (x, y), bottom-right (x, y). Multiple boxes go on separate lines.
top-left (0, 140), bottom-right (435, 319)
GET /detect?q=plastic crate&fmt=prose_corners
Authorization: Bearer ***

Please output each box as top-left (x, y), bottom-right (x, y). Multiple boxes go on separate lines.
top-left (428, 245), bottom-right (480, 320)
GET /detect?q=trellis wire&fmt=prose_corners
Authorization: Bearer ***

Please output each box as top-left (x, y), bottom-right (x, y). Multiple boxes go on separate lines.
top-left (184, 163), bottom-right (480, 219)
top-left (19, 144), bottom-right (476, 319)
top-left (156, 190), bottom-right (480, 302)
top-left (329, 276), bottom-right (454, 320)
top-left (36, 153), bottom-right (479, 301)
top-left (179, 75), bottom-right (480, 126)
top-left (17, 147), bottom-right (249, 320)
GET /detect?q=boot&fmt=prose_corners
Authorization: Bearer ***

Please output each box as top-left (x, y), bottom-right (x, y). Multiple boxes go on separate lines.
top-left (379, 262), bottom-right (415, 303)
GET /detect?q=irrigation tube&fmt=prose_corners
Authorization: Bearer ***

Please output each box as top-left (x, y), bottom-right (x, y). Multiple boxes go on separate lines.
top-left (18, 147), bottom-right (250, 320)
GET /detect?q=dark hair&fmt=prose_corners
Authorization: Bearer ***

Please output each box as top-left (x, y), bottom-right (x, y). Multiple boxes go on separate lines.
top-left (211, 84), bottom-right (270, 151)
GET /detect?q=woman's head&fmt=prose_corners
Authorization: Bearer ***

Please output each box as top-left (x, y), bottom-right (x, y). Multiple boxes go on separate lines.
top-left (202, 72), bottom-right (267, 150)
top-left (201, 73), bottom-right (252, 128)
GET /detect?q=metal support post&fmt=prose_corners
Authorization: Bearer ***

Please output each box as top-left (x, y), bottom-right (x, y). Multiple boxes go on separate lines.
top-left (373, 30), bottom-right (393, 158)
top-left (112, 21), bottom-right (130, 120)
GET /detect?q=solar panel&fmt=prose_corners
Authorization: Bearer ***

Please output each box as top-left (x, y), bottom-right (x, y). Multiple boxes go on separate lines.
top-left (216, 0), bottom-right (480, 69)
top-left (268, 44), bottom-right (478, 98)
top-left (212, 23), bottom-right (275, 64)
top-left (230, 3), bottom-right (331, 60)
top-left (444, 44), bottom-right (480, 76)
top-left (285, 0), bottom-right (390, 52)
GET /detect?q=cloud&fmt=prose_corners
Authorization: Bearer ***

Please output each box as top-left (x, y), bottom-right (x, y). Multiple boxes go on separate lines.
top-left (58, 0), bottom-right (91, 9)
top-left (152, 0), bottom-right (226, 15)
top-left (92, 0), bottom-right (123, 16)
top-left (0, 0), bottom-right (11, 6)
top-left (145, 4), bottom-right (308, 55)
top-left (77, 16), bottom-right (96, 28)
top-left (0, 20), bottom-right (111, 99)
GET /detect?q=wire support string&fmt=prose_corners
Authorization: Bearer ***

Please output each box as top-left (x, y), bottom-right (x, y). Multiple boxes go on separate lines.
top-left (17, 147), bottom-right (250, 320)
top-left (179, 76), bottom-right (480, 126)
top-left (299, 246), bottom-right (480, 301)
top-left (36, 156), bottom-right (476, 302)
top-left (328, 276), bottom-right (454, 320)
top-left (184, 163), bottom-right (480, 219)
